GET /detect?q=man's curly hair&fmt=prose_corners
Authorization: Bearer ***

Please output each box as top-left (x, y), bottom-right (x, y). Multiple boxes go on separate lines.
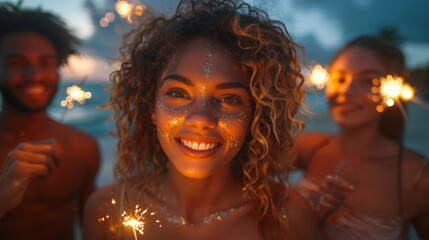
top-left (108, 0), bottom-right (305, 238)
top-left (0, 2), bottom-right (79, 66)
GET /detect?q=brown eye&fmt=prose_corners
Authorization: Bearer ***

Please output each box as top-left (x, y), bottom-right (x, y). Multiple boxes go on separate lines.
top-left (4, 58), bottom-right (23, 68)
top-left (167, 88), bottom-right (189, 99)
top-left (335, 77), bottom-right (345, 84)
top-left (41, 58), bottom-right (57, 69)
top-left (218, 95), bottom-right (242, 105)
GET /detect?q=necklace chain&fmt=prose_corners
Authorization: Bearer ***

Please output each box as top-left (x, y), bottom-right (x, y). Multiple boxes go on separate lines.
top-left (155, 183), bottom-right (246, 226)
top-left (159, 204), bottom-right (245, 226)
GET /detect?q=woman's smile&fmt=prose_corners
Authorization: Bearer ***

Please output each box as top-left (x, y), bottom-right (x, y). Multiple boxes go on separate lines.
top-left (153, 38), bottom-right (251, 178)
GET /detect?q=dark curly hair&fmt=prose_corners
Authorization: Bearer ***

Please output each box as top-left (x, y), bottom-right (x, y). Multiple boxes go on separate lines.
top-left (108, 0), bottom-right (305, 238)
top-left (0, 2), bottom-right (79, 66)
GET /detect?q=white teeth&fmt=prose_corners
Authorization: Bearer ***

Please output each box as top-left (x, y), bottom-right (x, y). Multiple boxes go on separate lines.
top-left (198, 143), bottom-right (206, 150)
top-left (180, 139), bottom-right (218, 151)
top-left (25, 86), bottom-right (44, 94)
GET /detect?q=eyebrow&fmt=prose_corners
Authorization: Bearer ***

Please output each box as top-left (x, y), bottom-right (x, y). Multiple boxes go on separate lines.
top-left (161, 74), bottom-right (194, 87)
top-left (161, 74), bottom-right (248, 91)
top-left (359, 69), bottom-right (384, 75)
top-left (216, 82), bottom-right (247, 90)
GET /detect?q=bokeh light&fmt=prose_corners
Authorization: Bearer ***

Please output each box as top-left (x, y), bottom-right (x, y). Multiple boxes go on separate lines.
top-left (307, 65), bottom-right (330, 89)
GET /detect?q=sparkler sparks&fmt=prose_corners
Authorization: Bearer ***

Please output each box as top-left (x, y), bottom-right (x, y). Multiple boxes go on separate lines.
top-left (60, 85), bottom-right (92, 110)
top-left (99, 1), bottom-right (147, 27)
top-left (122, 205), bottom-right (147, 236)
top-left (307, 65), bottom-right (330, 89)
top-left (115, 0), bottom-right (147, 24)
top-left (99, 195), bottom-right (159, 240)
top-left (374, 75), bottom-right (415, 112)
top-left (59, 77), bottom-right (92, 122)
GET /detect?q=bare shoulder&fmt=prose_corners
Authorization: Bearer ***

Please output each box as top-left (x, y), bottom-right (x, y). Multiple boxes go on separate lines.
top-left (284, 189), bottom-right (320, 240)
top-left (54, 121), bottom-right (100, 168)
top-left (85, 184), bottom-right (117, 214)
top-left (294, 132), bottom-right (332, 168)
top-left (57, 122), bottom-right (98, 148)
top-left (83, 184), bottom-right (119, 240)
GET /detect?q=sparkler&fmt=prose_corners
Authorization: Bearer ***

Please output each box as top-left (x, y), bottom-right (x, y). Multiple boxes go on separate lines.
top-left (100, 0), bottom-right (147, 27)
top-left (373, 75), bottom-right (415, 112)
top-left (98, 194), bottom-right (160, 239)
top-left (59, 77), bottom-right (92, 122)
top-left (307, 65), bottom-right (330, 89)
top-left (123, 191), bottom-right (145, 240)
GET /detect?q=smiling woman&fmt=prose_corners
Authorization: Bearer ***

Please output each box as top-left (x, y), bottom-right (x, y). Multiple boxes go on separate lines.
top-left (83, 0), bottom-right (319, 239)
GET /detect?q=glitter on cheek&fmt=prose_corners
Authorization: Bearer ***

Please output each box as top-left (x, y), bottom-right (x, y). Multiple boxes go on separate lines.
top-left (219, 122), bottom-right (238, 148)
top-left (157, 102), bottom-right (189, 116)
top-left (158, 118), bottom-right (180, 143)
top-left (217, 111), bottom-right (247, 122)
top-left (156, 100), bottom-right (187, 143)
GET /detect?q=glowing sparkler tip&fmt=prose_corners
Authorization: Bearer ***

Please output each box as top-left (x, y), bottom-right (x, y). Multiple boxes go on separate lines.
top-left (308, 65), bottom-right (329, 89)
top-left (376, 105), bottom-right (384, 112)
top-left (116, 1), bottom-right (132, 18)
top-left (377, 75), bottom-right (415, 109)
top-left (400, 83), bottom-right (415, 100)
top-left (386, 98), bottom-right (395, 106)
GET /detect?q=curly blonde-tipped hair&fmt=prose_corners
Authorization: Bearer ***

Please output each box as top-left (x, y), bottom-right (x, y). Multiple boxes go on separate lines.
top-left (108, 0), bottom-right (305, 238)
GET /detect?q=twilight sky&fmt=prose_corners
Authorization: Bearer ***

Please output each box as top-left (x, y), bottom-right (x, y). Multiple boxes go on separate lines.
top-left (2, 0), bottom-right (429, 81)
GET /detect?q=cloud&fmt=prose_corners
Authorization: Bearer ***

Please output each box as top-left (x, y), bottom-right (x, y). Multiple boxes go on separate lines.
top-left (290, 0), bottom-right (429, 44)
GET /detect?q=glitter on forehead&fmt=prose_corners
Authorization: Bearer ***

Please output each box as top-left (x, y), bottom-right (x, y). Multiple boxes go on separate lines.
top-left (181, 43), bottom-right (231, 78)
top-left (203, 46), bottom-right (214, 78)
top-left (201, 86), bottom-right (207, 111)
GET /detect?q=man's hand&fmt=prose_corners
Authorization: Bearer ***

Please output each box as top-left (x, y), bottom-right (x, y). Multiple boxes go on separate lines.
top-left (0, 139), bottom-right (60, 218)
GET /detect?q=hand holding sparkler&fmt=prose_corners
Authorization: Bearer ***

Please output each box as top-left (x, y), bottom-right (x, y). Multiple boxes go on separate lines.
top-left (0, 139), bottom-right (61, 218)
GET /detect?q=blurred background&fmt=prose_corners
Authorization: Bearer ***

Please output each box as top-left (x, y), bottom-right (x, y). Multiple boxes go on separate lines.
top-left (1, 0), bottom-right (428, 189)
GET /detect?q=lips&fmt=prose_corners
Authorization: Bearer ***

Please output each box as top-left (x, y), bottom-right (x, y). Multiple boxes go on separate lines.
top-left (24, 85), bottom-right (45, 95)
top-left (331, 102), bottom-right (362, 114)
top-left (176, 137), bottom-right (222, 158)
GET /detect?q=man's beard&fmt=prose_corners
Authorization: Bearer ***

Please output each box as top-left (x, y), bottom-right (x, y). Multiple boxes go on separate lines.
top-left (0, 83), bottom-right (58, 113)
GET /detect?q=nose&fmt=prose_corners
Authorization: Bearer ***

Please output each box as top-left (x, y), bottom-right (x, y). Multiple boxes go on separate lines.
top-left (24, 64), bottom-right (43, 81)
top-left (339, 77), bottom-right (360, 95)
top-left (185, 100), bottom-right (217, 131)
